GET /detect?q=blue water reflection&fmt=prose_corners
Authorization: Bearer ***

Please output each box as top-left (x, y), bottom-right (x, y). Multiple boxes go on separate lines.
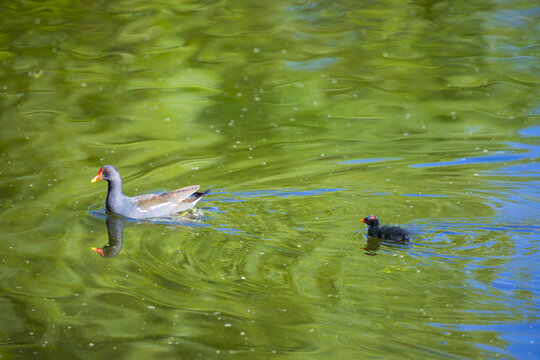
top-left (412, 141), bottom-right (538, 169)
top-left (286, 57), bottom-right (338, 71)
top-left (411, 152), bottom-right (531, 168)
top-left (231, 188), bottom-right (345, 198)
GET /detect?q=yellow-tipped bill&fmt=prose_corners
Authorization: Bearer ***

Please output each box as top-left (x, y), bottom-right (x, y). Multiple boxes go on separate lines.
top-left (91, 167), bottom-right (103, 182)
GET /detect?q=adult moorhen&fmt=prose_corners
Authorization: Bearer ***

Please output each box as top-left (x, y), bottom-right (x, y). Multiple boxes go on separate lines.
top-left (360, 215), bottom-right (409, 241)
top-left (91, 165), bottom-right (209, 219)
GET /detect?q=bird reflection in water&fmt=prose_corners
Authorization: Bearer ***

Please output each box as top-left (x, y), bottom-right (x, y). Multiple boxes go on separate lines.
top-left (362, 235), bottom-right (382, 255)
top-left (362, 236), bottom-right (411, 256)
top-left (91, 210), bottom-right (208, 257)
top-left (92, 216), bottom-right (125, 257)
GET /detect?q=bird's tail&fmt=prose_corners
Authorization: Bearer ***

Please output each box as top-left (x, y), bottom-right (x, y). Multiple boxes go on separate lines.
top-left (188, 190), bottom-right (210, 204)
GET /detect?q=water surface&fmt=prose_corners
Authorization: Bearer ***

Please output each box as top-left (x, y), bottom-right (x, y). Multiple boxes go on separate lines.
top-left (0, 1), bottom-right (539, 359)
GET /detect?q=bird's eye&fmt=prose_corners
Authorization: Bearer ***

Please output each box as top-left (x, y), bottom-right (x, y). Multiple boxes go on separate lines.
top-left (104, 170), bottom-right (110, 175)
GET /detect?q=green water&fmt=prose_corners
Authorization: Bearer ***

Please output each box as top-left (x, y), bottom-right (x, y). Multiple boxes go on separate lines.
top-left (1, 0), bottom-right (539, 359)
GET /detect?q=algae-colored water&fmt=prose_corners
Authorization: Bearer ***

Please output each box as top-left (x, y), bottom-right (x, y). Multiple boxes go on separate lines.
top-left (1, 1), bottom-right (539, 359)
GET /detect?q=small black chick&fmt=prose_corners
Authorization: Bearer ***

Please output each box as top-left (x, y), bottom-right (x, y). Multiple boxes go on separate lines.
top-left (360, 215), bottom-right (409, 241)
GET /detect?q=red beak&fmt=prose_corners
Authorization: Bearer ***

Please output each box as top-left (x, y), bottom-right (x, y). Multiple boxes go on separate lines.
top-left (91, 247), bottom-right (104, 257)
top-left (360, 218), bottom-right (366, 223)
top-left (91, 168), bottom-right (103, 183)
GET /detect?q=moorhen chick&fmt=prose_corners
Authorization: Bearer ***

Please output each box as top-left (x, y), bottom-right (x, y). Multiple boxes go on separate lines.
top-left (91, 165), bottom-right (209, 219)
top-left (360, 215), bottom-right (409, 241)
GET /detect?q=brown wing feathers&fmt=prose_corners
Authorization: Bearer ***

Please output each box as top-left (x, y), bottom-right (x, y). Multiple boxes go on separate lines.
top-left (133, 185), bottom-right (200, 210)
